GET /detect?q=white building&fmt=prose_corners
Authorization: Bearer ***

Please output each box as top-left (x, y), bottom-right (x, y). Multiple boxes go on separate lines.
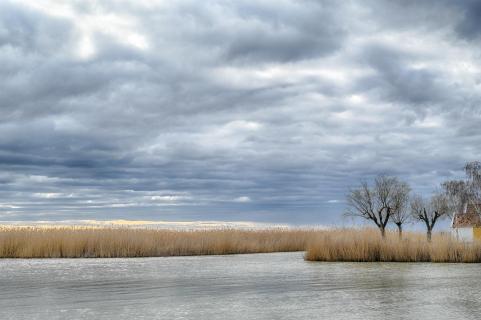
top-left (451, 204), bottom-right (481, 242)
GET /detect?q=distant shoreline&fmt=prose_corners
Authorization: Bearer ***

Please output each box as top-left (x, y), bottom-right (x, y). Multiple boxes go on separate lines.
top-left (0, 219), bottom-right (295, 230)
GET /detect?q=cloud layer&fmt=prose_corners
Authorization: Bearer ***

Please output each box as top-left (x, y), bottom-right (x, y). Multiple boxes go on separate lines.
top-left (0, 0), bottom-right (480, 224)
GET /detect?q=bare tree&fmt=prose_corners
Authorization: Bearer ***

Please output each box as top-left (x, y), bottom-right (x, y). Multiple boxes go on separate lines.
top-left (465, 161), bottom-right (481, 214)
top-left (442, 180), bottom-right (469, 214)
top-left (410, 192), bottom-right (450, 242)
top-left (346, 175), bottom-right (410, 238)
top-left (390, 182), bottom-right (411, 239)
top-left (443, 161), bottom-right (481, 215)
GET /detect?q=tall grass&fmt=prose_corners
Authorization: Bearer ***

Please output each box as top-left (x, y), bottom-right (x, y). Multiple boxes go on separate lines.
top-left (0, 226), bottom-right (317, 258)
top-left (3, 226), bottom-right (481, 262)
top-left (305, 228), bottom-right (481, 263)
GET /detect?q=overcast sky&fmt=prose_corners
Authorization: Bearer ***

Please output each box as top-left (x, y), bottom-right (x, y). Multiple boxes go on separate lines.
top-left (0, 0), bottom-right (480, 225)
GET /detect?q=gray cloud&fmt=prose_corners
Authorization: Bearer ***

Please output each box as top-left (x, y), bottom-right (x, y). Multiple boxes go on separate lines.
top-left (455, 0), bottom-right (481, 39)
top-left (0, 0), bottom-right (480, 225)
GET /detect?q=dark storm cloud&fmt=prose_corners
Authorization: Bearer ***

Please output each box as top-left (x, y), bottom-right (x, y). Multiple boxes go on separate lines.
top-left (222, 2), bottom-right (345, 63)
top-left (455, 0), bottom-right (481, 39)
top-left (357, 44), bottom-right (448, 106)
top-left (0, 0), bottom-right (480, 225)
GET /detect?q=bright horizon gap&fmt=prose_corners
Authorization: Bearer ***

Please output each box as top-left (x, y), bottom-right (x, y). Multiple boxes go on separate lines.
top-left (0, 219), bottom-right (452, 231)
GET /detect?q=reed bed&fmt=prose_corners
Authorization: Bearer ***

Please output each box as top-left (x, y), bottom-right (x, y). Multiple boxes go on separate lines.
top-left (305, 228), bottom-right (481, 263)
top-left (3, 226), bottom-right (481, 262)
top-left (0, 226), bottom-right (318, 258)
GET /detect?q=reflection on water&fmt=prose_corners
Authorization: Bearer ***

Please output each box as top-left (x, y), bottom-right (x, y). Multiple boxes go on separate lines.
top-left (1, 252), bottom-right (481, 319)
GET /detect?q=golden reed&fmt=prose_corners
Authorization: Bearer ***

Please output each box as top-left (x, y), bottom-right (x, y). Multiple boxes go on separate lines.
top-left (305, 228), bottom-right (481, 263)
top-left (0, 226), bottom-right (317, 258)
top-left (2, 226), bottom-right (481, 262)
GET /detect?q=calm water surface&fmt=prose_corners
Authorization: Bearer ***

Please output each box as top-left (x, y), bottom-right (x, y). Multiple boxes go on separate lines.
top-left (1, 252), bottom-right (481, 319)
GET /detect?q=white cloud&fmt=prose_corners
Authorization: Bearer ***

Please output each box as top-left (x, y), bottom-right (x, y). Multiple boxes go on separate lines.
top-left (233, 196), bottom-right (251, 203)
top-left (327, 200), bottom-right (342, 204)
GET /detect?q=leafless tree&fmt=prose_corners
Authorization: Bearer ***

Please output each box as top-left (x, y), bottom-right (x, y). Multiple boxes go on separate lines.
top-left (442, 180), bottom-right (469, 214)
top-left (410, 192), bottom-right (450, 242)
top-left (465, 161), bottom-right (481, 214)
top-left (389, 182), bottom-right (411, 239)
top-left (346, 175), bottom-right (410, 238)
top-left (443, 161), bottom-right (481, 215)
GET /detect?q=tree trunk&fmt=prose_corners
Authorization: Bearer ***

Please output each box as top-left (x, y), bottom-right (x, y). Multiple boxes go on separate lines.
top-left (427, 229), bottom-right (432, 242)
top-left (380, 227), bottom-right (386, 238)
top-left (396, 224), bottom-right (403, 239)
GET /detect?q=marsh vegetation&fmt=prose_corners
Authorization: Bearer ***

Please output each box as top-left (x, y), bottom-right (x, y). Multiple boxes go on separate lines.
top-left (0, 227), bottom-right (315, 258)
top-left (305, 228), bottom-right (481, 263)
top-left (1, 226), bottom-right (481, 262)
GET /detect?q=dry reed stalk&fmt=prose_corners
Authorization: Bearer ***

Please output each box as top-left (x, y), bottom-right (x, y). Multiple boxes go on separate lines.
top-left (305, 228), bottom-right (481, 263)
top-left (0, 226), bottom-right (319, 258)
top-left (3, 226), bottom-right (480, 262)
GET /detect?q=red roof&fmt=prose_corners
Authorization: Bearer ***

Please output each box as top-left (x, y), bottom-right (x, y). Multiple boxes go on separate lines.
top-left (452, 204), bottom-right (481, 228)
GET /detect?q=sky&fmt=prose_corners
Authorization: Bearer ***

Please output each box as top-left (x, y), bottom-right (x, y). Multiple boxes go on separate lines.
top-left (0, 0), bottom-right (480, 225)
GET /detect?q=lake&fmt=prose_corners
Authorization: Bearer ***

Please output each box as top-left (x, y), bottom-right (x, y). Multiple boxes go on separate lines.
top-left (1, 252), bottom-right (481, 319)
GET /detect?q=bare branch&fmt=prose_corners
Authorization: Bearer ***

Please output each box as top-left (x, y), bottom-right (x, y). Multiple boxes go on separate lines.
top-left (346, 175), bottom-right (410, 237)
top-left (410, 191), bottom-right (450, 241)
top-left (443, 161), bottom-right (481, 216)
top-left (390, 181), bottom-right (411, 225)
